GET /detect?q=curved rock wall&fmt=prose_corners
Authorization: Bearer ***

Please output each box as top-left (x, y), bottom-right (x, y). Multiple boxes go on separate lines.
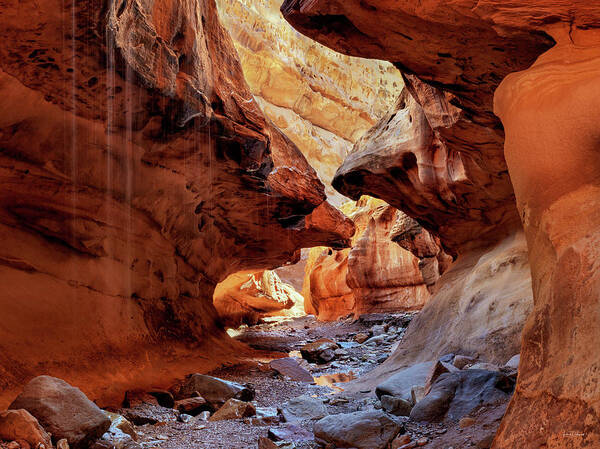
top-left (304, 197), bottom-right (449, 321)
top-left (216, 0), bottom-right (403, 206)
top-left (282, 1), bottom-right (600, 447)
top-left (0, 0), bottom-right (354, 408)
top-left (493, 27), bottom-right (600, 449)
top-left (213, 270), bottom-right (304, 327)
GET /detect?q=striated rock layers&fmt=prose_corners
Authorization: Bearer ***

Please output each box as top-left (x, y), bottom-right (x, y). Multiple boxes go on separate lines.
top-left (213, 270), bottom-right (304, 327)
top-left (304, 197), bottom-right (450, 321)
top-left (283, 1), bottom-right (600, 447)
top-left (216, 0), bottom-right (403, 206)
top-left (0, 0), bottom-right (354, 408)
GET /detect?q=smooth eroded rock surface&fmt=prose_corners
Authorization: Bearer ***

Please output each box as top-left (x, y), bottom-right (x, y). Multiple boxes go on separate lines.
top-left (282, 2), bottom-right (600, 447)
top-left (0, 409), bottom-right (52, 449)
top-left (314, 410), bottom-right (403, 449)
top-left (304, 196), bottom-right (449, 320)
top-left (217, 0), bottom-right (403, 206)
top-left (9, 376), bottom-right (111, 449)
top-left (0, 0), bottom-right (353, 407)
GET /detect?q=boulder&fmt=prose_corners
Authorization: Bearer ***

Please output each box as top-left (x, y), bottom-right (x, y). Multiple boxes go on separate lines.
top-left (245, 407), bottom-right (280, 426)
top-left (120, 405), bottom-right (178, 426)
top-left (410, 386), bottom-right (426, 405)
top-left (380, 395), bottom-right (413, 416)
top-left (90, 413), bottom-right (140, 449)
top-left (375, 362), bottom-right (434, 402)
top-left (453, 355), bottom-right (477, 370)
top-left (314, 410), bottom-right (403, 449)
top-left (279, 396), bottom-right (328, 422)
top-left (0, 410), bottom-right (52, 449)
top-left (268, 424), bottom-right (313, 442)
top-left (9, 376), bottom-right (110, 449)
top-left (208, 399), bottom-right (255, 421)
top-left (468, 363), bottom-right (500, 372)
top-left (354, 333), bottom-right (369, 344)
top-left (300, 339), bottom-right (339, 364)
top-left (424, 360), bottom-right (460, 393)
top-left (504, 354), bottom-right (520, 370)
top-left (175, 374), bottom-right (254, 406)
top-left (174, 398), bottom-right (211, 415)
top-left (269, 358), bottom-right (313, 383)
top-left (410, 370), bottom-right (514, 422)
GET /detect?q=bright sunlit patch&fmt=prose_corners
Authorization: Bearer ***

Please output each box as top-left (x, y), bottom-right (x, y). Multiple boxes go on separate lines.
top-left (226, 325), bottom-right (247, 338)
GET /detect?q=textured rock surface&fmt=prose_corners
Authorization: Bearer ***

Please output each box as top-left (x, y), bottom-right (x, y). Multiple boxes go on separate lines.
top-left (208, 398), bottom-right (256, 421)
top-left (217, 0), bottom-right (403, 206)
top-left (313, 410), bottom-right (402, 449)
top-left (213, 270), bottom-right (304, 327)
top-left (9, 376), bottom-right (111, 449)
top-left (493, 26), bottom-right (600, 449)
top-left (174, 374), bottom-right (253, 407)
top-left (304, 196), bottom-right (449, 320)
top-left (352, 233), bottom-right (532, 392)
top-left (0, 0), bottom-right (353, 408)
top-left (283, 1), bottom-right (600, 448)
top-left (282, 0), bottom-right (554, 252)
top-left (0, 409), bottom-right (52, 449)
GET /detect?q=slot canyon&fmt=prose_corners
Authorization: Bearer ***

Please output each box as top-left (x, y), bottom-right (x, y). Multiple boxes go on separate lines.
top-left (0, 0), bottom-right (598, 448)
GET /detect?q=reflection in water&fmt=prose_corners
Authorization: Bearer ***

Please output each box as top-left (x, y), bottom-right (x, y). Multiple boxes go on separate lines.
top-left (314, 371), bottom-right (356, 392)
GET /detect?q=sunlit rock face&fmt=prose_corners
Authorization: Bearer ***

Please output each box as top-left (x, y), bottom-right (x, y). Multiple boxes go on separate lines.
top-left (0, 0), bottom-right (353, 408)
top-left (493, 27), bottom-right (600, 449)
top-left (283, 1), bottom-right (600, 447)
top-left (282, 0), bottom-right (553, 252)
top-left (304, 197), bottom-right (449, 321)
top-left (216, 0), bottom-right (403, 206)
top-left (363, 231), bottom-right (532, 380)
top-left (214, 270), bottom-right (304, 327)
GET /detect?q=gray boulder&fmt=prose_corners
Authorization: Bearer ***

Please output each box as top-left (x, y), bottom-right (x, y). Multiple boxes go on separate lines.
top-left (375, 361), bottom-right (434, 402)
top-left (314, 410), bottom-right (403, 449)
top-left (380, 395), bottom-right (413, 416)
top-left (9, 376), bottom-right (110, 449)
top-left (410, 370), bottom-right (514, 422)
top-left (279, 396), bottom-right (327, 422)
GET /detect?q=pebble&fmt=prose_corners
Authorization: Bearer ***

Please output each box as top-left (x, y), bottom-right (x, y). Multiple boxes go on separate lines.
top-left (459, 417), bottom-right (476, 428)
top-left (178, 414), bottom-right (193, 423)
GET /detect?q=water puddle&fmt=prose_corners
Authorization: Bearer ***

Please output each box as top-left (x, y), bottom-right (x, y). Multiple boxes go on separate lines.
top-left (314, 371), bottom-right (356, 392)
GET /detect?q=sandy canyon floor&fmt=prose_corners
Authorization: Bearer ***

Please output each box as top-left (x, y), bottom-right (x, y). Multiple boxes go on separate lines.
top-left (123, 314), bottom-right (508, 449)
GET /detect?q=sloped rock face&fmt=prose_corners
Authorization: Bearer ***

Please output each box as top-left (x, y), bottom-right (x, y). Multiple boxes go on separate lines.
top-left (304, 197), bottom-right (449, 320)
top-left (213, 269), bottom-right (304, 326)
top-left (282, 1), bottom-right (600, 447)
top-left (364, 232), bottom-right (532, 387)
top-left (216, 0), bottom-right (403, 206)
top-left (0, 0), bottom-right (353, 407)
